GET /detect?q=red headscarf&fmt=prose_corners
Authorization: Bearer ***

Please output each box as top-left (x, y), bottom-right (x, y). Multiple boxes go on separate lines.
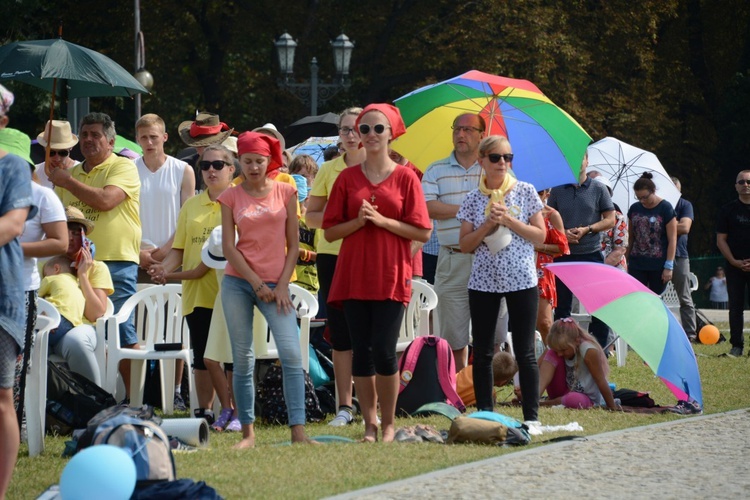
top-left (355, 103), bottom-right (407, 140)
top-left (236, 131), bottom-right (283, 175)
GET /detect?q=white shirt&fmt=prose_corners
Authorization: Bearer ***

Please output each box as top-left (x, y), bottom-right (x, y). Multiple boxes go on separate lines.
top-left (20, 182), bottom-right (66, 291)
top-left (34, 161), bottom-right (80, 190)
top-left (136, 155), bottom-right (188, 248)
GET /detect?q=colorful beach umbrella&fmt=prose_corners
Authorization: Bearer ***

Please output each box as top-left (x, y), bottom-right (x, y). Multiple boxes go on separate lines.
top-left (546, 262), bottom-right (703, 406)
top-left (587, 137), bottom-right (681, 212)
top-left (392, 70), bottom-right (591, 190)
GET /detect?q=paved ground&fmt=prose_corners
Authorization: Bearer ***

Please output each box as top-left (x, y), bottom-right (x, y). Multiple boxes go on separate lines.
top-left (331, 409), bottom-right (750, 499)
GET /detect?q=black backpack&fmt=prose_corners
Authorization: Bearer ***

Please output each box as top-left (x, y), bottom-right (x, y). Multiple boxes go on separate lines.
top-left (46, 361), bottom-right (117, 435)
top-left (256, 362), bottom-right (325, 424)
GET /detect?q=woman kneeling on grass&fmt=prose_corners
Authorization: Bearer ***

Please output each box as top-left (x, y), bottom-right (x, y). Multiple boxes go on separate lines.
top-left (219, 131), bottom-right (315, 448)
top-left (539, 318), bottom-right (620, 410)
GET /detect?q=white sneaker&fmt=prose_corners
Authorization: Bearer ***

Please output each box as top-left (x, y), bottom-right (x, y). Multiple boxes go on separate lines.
top-left (523, 420), bottom-right (543, 436)
top-left (328, 408), bottom-right (354, 427)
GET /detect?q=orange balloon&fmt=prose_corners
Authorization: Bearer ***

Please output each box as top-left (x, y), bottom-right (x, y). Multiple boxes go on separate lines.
top-left (699, 325), bottom-right (720, 345)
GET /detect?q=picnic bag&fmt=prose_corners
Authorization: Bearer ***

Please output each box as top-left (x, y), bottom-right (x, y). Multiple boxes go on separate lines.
top-left (46, 360), bottom-right (117, 435)
top-left (447, 416), bottom-right (531, 446)
top-left (256, 362), bottom-right (325, 424)
top-left (396, 336), bottom-right (465, 416)
top-left (75, 405), bottom-right (176, 486)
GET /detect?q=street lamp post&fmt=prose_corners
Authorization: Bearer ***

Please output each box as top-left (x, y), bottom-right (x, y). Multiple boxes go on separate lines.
top-left (134, 0), bottom-right (154, 121)
top-left (275, 32), bottom-right (354, 116)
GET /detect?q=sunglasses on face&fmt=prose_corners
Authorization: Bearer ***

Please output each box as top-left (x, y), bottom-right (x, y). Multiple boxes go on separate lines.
top-left (358, 124), bottom-right (390, 135)
top-left (486, 153), bottom-right (514, 163)
top-left (199, 160), bottom-right (229, 171)
top-left (452, 125), bottom-right (482, 134)
top-left (49, 150), bottom-right (70, 157)
top-left (737, 179), bottom-right (750, 185)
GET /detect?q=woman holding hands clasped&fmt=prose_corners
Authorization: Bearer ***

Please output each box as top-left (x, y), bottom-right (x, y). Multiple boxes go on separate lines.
top-left (457, 135), bottom-right (545, 426)
top-left (219, 132), bottom-right (315, 449)
top-left (323, 104), bottom-right (431, 442)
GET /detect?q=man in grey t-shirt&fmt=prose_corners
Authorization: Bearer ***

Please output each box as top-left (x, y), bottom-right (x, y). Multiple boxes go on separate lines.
top-left (548, 152), bottom-right (615, 347)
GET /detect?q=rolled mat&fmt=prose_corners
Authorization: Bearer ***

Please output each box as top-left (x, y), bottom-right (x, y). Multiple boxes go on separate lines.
top-left (160, 418), bottom-right (209, 447)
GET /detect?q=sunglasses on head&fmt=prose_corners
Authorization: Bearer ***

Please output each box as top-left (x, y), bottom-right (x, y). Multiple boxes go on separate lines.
top-left (49, 150), bottom-right (70, 157)
top-left (358, 124), bottom-right (390, 135)
top-left (199, 160), bottom-right (229, 171)
top-left (486, 153), bottom-right (514, 163)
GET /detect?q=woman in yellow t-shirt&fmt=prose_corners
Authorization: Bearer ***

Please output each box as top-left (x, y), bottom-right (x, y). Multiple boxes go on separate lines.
top-left (149, 145), bottom-right (235, 423)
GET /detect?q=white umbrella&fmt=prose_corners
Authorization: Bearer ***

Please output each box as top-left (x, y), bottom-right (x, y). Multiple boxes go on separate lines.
top-left (587, 137), bottom-right (681, 211)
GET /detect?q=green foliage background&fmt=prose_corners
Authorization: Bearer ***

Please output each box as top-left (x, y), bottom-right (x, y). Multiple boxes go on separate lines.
top-left (2, 0), bottom-right (749, 255)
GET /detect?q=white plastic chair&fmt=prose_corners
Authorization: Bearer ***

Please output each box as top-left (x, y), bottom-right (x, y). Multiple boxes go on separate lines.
top-left (98, 284), bottom-right (196, 415)
top-left (255, 283), bottom-right (317, 371)
top-left (25, 298), bottom-right (60, 457)
top-left (396, 280), bottom-right (438, 352)
top-left (49, 298), bottom-right (114, 382)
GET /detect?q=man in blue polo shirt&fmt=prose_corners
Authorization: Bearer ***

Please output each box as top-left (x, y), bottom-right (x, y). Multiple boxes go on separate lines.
top-left (548, 152), bottom-right (616, 348)
top-left (670, 177), bottom-right (697, 342)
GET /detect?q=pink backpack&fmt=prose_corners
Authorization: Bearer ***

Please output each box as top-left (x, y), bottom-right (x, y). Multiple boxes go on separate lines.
top-left (396, 336), bottom-right (465, 415)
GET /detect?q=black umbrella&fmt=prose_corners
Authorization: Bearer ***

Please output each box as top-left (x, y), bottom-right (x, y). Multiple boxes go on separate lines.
top-left (284, 112), bottom-right (339, 146)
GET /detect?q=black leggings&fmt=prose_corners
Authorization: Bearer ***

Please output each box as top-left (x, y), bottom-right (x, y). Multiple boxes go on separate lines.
top-left (317, 254), bottom-right (351, 351)
top-left (186, 307), bottom-right (213, 370)
top-left (343, 300), bottom-right (404, 377)
top-left (469, 287), bottom-right (539, 421)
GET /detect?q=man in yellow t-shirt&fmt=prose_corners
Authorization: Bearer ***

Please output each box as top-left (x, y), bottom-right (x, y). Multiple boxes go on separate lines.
top-left (51, 112), bottom-right (142, 399)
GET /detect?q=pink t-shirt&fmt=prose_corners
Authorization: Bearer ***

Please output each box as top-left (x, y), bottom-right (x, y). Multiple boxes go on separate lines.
top-left (218, 182), bottom-right (297, 283)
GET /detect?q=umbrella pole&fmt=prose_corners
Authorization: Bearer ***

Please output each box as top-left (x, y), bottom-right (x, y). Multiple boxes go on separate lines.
top-left (44, 78), bottom-right (57, 178)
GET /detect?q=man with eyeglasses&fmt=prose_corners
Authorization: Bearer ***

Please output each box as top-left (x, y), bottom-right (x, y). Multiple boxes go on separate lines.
top-left (548, 151), bottom-right (616, 348)
top-left (35, 120), bottom-right (80, 189)
top-left (422, 113), bottom-right (486, 370)
top-left (716, 170), bottom-right (750, 357)
top-left (50, 112), bottom-right (142, 398)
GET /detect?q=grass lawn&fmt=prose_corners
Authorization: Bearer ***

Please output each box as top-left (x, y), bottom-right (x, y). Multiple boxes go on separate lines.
top-left (9, 324), bottom-right (748, 499)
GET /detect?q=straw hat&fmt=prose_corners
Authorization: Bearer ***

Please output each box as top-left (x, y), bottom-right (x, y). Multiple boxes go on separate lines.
top-left (37, 120), bottom-right (79, 149)
top-left (65, 205), bottom-right (95, 234)
top-left (178, 112), bottom-right (234, 148)
top-left (252, 123), bottom-right (286, 151)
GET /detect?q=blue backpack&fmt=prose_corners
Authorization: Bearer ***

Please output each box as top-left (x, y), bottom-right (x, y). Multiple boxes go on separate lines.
top-left (76, 405), bottom-right (176, 486)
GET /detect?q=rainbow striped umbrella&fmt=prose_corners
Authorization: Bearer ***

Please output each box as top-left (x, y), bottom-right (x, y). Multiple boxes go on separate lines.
top-left (547, 262), bottom-right (703, 406)
top-left (392, 70), bottom-right (591, 190)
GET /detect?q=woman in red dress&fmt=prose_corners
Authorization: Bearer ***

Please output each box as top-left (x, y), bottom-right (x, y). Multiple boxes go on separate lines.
top-left (323, 104), bottom-right (431, 442)
top-left (533, 188), bottom-right (569, 344)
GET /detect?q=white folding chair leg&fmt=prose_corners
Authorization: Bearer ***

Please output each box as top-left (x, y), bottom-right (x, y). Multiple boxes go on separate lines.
top-left (128, 359), bottom-right (148, 407)
top-left (160, 359), bottom-right (177, 415)
top-left (26, 330), bottom-right (49, 457)
top-left (615, 336), bottom-right (628, 367)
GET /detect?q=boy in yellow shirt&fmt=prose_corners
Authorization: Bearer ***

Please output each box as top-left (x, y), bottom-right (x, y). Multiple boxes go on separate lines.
top-left (40, 256), bottom-right (86, 347)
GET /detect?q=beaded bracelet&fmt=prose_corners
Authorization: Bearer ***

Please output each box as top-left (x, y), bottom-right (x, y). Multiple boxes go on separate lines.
top-left (254, 282), bottom-right (265, 293)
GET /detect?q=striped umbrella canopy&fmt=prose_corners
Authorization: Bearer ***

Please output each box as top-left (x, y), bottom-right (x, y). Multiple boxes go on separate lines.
top-left (392, 70), bottom-right (591, 190)
top-left (547, 262), bottom-right (703, 406)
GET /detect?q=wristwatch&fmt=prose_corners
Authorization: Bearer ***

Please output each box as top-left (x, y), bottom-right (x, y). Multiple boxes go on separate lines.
top-left (588, 225), bottom-right (596, 234)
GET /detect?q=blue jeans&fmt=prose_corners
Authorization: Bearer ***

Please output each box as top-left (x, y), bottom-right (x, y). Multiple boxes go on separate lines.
top-left (104, 261), bottom-right (138, 346)
top-left (221, 275), bottom-right (305, 426)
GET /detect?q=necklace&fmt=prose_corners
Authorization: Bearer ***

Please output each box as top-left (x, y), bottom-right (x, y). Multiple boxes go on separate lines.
top-left (362, 162), bottom-right (379, 203)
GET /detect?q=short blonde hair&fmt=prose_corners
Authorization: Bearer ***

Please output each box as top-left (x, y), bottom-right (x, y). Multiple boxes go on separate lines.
top-left (478, 135), bottom-right (511, 158)
top-left (492, 351), bottom-right (518, 386)
top-left (135, 113), bottom-right (166, 133)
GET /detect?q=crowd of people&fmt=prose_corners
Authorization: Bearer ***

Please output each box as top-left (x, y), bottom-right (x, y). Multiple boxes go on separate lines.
top-left (0, 78), bottom-right (748, 493)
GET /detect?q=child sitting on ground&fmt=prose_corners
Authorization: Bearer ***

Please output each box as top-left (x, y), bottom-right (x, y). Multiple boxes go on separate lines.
top-left (538, 318), bottom-right (620, 410)
top-left (39, 255), bottom-right (86, 347)
top-left (456, 351), bottom-right (518, 408)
